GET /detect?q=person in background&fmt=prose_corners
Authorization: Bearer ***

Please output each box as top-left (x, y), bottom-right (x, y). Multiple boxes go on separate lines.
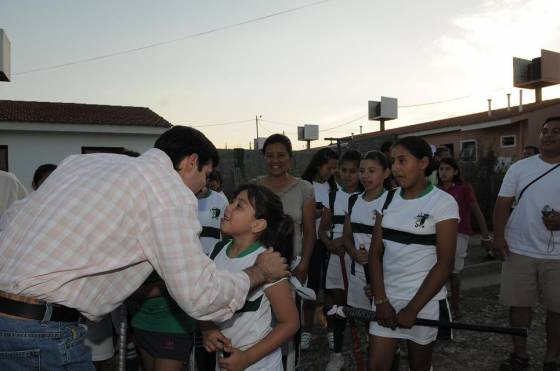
top-left (0, 170), bottom-right (27, 217)
top-left (208, 169), bottom-right (227, 198)
top-left (31, 164), bottom-right (57, 190)
top-left (522, 145), bottom-right (540, 159)
top-left (493, 117), bottom-right (560, 371)
top-left (319, 149), bottom-right (362, 370)
top-left (437, 157), bottom-right (491, 319)
top-left (301, 147), bottom-right (339, 350)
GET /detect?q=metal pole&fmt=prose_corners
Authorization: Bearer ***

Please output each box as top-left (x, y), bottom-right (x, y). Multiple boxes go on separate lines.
top-left (255, 115), bottom-right (259, 149)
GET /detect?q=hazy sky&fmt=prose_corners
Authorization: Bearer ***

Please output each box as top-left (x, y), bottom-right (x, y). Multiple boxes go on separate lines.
top-left (2, 0), bottom-right (560, 149)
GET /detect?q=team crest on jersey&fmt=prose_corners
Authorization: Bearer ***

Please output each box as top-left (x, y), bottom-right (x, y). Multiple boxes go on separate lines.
top-left (414, 213), bottom-right (430, 228)
top-left (211, 208), bottom-right (221, 219)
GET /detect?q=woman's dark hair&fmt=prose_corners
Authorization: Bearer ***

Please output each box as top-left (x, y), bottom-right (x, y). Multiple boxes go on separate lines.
top-left (437, 157), bottom-right (462, 185)
top-left (154, 126), bottom-right (219, 171)
top-left (392, 136), bottom-right (436, 176)
top-left (32, 163), bottom-right (57, 190)
top-left (301, 148), bottom-right (339, 190)
top-left (262, 134), bottom-right (292, 157)
top-left (233, 184), bottom-right (294, 262)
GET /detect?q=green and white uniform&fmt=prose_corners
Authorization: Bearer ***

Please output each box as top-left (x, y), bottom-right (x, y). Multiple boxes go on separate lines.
top-left (369, 185), bottom-right (459, 344)
top-left (210, 240), bottom-right (283, 371)
top-left (197, 190), bottom-right (228, 256)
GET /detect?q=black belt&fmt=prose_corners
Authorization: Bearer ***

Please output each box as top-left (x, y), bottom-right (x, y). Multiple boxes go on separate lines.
top-left (0, 295), bottom-right (82, 322)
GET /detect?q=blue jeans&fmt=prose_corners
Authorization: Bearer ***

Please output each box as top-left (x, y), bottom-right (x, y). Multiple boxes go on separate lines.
top-left (0, 314), bottom-right (94, 370)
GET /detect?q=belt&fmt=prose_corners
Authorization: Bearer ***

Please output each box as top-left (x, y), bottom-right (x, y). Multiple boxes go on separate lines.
top-left (0, 292), bottom-right (82, 322)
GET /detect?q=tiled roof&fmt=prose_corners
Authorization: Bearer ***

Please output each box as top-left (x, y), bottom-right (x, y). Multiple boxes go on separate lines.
top-left (0, 100), bottom-right (172, 128)
top-left (345, 98), bottom-right (560, 141)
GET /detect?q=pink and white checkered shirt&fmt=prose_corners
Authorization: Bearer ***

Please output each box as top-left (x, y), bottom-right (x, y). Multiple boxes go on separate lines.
top-left (0, 149), bottom-right (249, 322)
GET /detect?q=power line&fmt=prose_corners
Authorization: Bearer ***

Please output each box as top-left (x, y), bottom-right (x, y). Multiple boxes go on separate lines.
top-left (191, 119), bottom-right (253, 128)
top-left (321, 114), bottom-right (367, 132)
top-left (13, 0), bottom-right (330, 76)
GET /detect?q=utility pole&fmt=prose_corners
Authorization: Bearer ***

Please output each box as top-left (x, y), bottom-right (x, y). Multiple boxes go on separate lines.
top-left (359, 125), bottom-right (362, 134)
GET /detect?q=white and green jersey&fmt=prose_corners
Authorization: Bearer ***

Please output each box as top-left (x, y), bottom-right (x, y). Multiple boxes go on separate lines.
top-left (347, 191), bottom-right (387, 309)
top-left (210, 240), bottom-right (283, 371)
top-left (197, 190), bottom-right (229, 256)
top-left (381, 185), bottom-right (459, 301)
top-left (313, 181), bottom-right (331, 239)
top-left (323, 188), bottom-right (357, 239)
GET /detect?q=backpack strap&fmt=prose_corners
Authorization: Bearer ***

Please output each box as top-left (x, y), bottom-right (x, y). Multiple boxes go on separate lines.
top-left (209, 239), bottom-right (231, 260)
top-left (381, 188), bottom-right (397, 214)
top-left (347, 193), bottom-right (360, 217)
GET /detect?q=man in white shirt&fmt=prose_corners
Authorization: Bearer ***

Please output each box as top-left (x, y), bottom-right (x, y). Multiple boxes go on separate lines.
top-left (493, 117), bottom-right (560, 371)
top-left (0, 126), bottom-right (289, 370)
top-left (0, 170), bottom-right (27, 217)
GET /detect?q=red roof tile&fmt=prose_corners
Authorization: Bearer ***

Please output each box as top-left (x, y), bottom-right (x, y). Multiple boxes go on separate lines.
top-left (0, 100), bottom-right (172, 128)
top-left (345, 98), bottom-right (560, 141)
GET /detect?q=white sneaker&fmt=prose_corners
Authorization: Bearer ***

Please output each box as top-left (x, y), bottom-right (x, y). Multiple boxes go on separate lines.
top-left (327, 331), bottom-right (334, 351)
top-left (325, 353), bottom-right (344, 371)
top-left (300, 331), bottom-right (312, 350)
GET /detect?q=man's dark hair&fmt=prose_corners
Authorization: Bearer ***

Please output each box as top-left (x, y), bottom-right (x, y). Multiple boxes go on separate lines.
top-left (32, 163), bottom-right (57, 190)
top-left (523, 145), bottom-right (540, 155)
top-left (262, 134), bottom-right (293, 157)
top-left (154, 126), bottom-right (219, 171)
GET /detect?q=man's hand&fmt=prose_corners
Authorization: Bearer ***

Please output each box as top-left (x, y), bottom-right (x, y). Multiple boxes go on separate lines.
top-left (396, 305), bottom-right (418, 329)
top-left (543, 211), bottom-right (560, 231)
top-left (201, 328), bottom-right (231, 352)
top-left (493, 239), bottom-right (510, 261)
top-left (251, 248), bottom-right (289, 284)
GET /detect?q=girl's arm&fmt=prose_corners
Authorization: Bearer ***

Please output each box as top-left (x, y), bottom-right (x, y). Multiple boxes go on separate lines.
top-left (293, 197), bottom-right (317, 283)
top-left (342, 213), bottom-right (358, 260)
top-left (319, 208), bottom-right (344, 256)
top-left (218, 281), bottom-right (299, 370)
top-left (199, 321), bottom-right (231, 352)
top-left (369, 211), bottom-right (397, 328)
top-left (470, 200), bottom-right (490, 238)
top-left (397, 219), bottom-right (458, 328)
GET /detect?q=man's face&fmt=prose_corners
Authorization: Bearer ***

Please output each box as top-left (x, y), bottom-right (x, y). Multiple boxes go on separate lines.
top-left (540, 120), bottom-right (560, 156)
top-left (178, 154), bottom-right (213, 194)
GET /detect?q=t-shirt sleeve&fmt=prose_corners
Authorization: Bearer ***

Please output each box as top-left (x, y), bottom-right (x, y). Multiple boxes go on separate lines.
top-left (301, 180), bottom-right (315, 202)
top-left (498, 162), bottom-right (518, 198)
top-left (433, 193), bottom-right (460, 224)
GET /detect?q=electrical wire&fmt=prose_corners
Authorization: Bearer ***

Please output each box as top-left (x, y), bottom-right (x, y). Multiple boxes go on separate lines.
top-left (13, 0), bottom-right (330, 76)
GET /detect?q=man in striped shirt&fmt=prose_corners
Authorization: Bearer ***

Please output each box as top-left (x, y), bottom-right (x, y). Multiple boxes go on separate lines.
top-left (0, 126), bottom-right (289, 370)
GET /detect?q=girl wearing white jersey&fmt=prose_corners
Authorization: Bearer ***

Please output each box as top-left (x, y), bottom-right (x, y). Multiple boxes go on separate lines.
top-left (318, 149), bottom-right (362, 370)
top-left (199, 184), bottom-right (299, 371)
top-left (341, 150), bottom-right (391, 371)
top-left (369, 136), bottom-right (459, 371)
top-left (197, 186), bottom-right (229, 256)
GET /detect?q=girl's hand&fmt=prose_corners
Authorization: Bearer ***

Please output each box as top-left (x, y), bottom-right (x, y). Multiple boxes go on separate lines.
top-left (375, 302), bottom-right (397, 329)
top-left (202, 328), bottom-right (231, 352)
top-left (363, 284), bottom-right (373, 299)
top-left (356, 248), bottom-right (368, 265)
top-left (291, 261), bottom-right (308, 284)
top-left (329, 239), bottom-right (345, 256)
top-left (396, 306), bottom-right (418, 329)
top-left (218, 346), bottom-right (250, 371)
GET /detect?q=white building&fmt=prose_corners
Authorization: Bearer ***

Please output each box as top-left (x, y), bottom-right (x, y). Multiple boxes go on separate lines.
top-left (0, 100), bottom-right (172, 189)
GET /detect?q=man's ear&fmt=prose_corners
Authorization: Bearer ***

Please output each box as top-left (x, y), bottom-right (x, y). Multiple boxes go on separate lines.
top-left (251, 219), bottom-right (268, 234)
top-left (178, 153), bottom-right (199, 172)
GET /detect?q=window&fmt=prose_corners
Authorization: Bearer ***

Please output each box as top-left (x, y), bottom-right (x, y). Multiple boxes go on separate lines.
top-left (0, 145), bottom-right (7, 171)
top-left (82, 147), bottom-right (124, 154)
top-left (460, 140), bottom-right (477, 162)
top-left (500, 135), bottom-right (516, 148)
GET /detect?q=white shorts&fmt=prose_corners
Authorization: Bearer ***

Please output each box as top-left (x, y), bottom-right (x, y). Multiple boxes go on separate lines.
top-left (453, 233), bottom-right (470, 274)
top-left (325, 253), bottom-right (346, 290)
top-left (369, 298), bottom-right (440, 345)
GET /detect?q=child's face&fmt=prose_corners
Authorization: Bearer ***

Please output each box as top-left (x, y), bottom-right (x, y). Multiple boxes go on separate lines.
top-left (221, 190), bottom-right (258, 236)
top-left (359, 159), bottom-right (388, 192)
top-left (438, 163), bottom-right (457, 183)
top-left (317, 159), bottom-right (338, 183)
top-left (339, 160), bottom-right (359, 190)
top-left (390, 145), bottom-right (428, 189)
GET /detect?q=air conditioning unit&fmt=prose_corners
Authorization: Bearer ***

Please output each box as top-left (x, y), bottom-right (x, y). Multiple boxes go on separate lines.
top-left (297, 125), bottom-right (319, 141)
top-left (368, 96), bottom-right (398, 121)
top-left (0, 29), bottom-right (10, 82)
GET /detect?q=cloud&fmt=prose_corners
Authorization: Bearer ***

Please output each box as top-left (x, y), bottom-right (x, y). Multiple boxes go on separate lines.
top-left (433, 0), bottom-right (560, 93)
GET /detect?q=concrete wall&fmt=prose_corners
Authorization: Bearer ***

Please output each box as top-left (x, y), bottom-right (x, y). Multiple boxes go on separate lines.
top-left (0, 121), bottom-right (166, 189)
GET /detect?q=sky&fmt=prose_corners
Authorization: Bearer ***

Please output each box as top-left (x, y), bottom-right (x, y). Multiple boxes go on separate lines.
top-left (2, 0), bottom-right (560, 149)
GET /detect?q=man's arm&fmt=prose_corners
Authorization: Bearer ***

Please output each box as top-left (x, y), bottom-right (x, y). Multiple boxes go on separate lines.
top-left (492, 196), bottom-right (514, 260)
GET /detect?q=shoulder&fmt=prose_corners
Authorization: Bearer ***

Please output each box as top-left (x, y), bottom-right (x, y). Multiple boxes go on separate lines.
top-left (295, 178), bottom-right (314, 194)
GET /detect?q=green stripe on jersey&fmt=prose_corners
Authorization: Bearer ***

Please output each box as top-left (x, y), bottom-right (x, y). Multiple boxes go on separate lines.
top-left (382, 228), bottom-right (436, 246)
top-left (236, 295), bottom-right (263, 313)
top-left (351, 222), bottom-right (373, 235)
top-left (332, 215), bottom-right (345, 225)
